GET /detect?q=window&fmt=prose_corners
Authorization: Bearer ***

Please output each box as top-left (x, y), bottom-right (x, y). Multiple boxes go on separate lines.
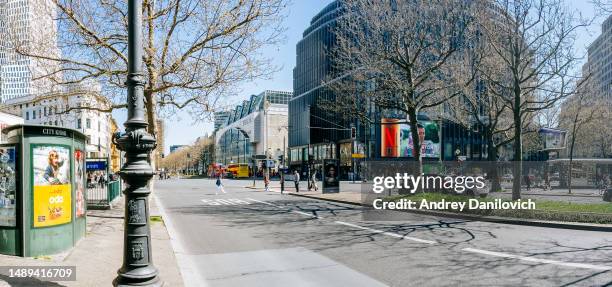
top-left (77, 119), bottom-right (82, 129)
top-left (86, 119), bottom-right (91, 129)
top-left (25, 111), bottom-right (29, 120)
top-left (33, 110), bottom-right (36, 119)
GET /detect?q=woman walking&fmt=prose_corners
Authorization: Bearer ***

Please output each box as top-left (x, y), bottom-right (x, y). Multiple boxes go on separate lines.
top-left (215, 172), bottom-right (226, 195)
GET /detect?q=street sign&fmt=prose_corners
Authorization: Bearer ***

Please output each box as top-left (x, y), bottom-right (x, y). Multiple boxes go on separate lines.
top-left (253, 154), bottom-right (267, 160)
top-left (351, 153), bottom-right (366, 158)
top-left (266, 160), bottom-right (275, 168)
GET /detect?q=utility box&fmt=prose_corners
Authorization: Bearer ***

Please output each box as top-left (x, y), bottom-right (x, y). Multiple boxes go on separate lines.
top-left (0, 125), bottom-right (87, 257)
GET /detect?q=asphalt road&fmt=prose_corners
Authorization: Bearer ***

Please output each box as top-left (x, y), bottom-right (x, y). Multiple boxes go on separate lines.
top-left (153, 178), bottom-right (612, 287)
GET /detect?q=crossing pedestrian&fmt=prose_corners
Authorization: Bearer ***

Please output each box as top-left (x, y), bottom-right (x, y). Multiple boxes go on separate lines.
top-left (215, 173), bottom-right (226, 195)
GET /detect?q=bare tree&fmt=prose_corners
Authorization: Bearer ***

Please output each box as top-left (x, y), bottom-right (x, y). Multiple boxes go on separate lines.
top-left (478, 0), bottom-right (590, 200)
top-left (558, 77), bottom-right (609, 193)
top-left (591, 0), bottom-right (612, 14)
top-left (328, 0), bottom-right (479, 173)
top-left (1, 0), bottom-right (288, 167)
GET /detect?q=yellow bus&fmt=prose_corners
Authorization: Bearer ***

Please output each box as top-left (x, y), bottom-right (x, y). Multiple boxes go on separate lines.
top-left (227, 163), bottom-right (250, 178)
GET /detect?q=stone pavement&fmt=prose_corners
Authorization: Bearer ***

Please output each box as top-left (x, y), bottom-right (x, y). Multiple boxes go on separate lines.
top-left (0, 194), bottom-right (184, 287)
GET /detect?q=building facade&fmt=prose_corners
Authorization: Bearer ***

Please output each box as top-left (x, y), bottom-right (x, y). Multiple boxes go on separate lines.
top-left (0, 0), bottom-right (61, 103)
top-left (582, 14), bottom-right (612, 100)
top-left (1, 83), bottom-right (114, 158)
top-left (289, 1), bottom-right (487, 179)
top-left (214, 111), bottom-right (231, 131)
top-left (215, 90), bottom-right (291, 168)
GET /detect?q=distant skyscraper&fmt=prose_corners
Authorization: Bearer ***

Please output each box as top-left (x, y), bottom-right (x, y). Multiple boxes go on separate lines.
top-left (582, 14), bottom-right (611, 100)
top-left (0, 0), bottom-right (61, 103)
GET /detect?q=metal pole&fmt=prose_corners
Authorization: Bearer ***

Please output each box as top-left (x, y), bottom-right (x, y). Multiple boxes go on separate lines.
top-left (112, 0), bottom-right (161, 286)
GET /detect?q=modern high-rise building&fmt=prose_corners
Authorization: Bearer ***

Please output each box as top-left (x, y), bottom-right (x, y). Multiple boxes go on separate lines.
top-left (0, 0), bottom-right (61, 103)
top-left (582, 14), bottom-right (611, 99)
top-left (289, 1), bottom-right (487, 178)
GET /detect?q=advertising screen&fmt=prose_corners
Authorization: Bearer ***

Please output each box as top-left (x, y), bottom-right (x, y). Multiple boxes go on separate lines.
top-left (0, 146), bottom-right (17, 227)
top-left (381, 118), bottom-right (440, 158)
top-left (32, 145), bottom-right (72, 228)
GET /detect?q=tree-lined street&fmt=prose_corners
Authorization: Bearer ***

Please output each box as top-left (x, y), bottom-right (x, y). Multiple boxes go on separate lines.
top-left (155, 178), bottom-right (612, 286)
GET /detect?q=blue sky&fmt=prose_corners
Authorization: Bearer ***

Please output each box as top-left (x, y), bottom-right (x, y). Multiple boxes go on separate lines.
top-left (112, 0), bottom-right (604, 155)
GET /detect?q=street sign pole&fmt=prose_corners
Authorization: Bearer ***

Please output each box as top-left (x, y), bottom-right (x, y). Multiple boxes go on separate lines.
top-left (112, 0), bottom-right (161, 286)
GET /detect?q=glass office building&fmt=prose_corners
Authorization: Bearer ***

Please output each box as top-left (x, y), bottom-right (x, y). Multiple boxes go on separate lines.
top-left (289, 1), bottom-right (488, 179)
top-left (216, 90), bottom-right (292, 166)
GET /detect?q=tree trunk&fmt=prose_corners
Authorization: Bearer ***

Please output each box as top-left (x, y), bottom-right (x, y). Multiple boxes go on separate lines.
top-left (568, 124), bottom-right (578, 194)
top-left (407, 107), bottom-right (423, 179)
top-left (512, 89), bottom-right (522, 200)
top-left (486, 128), bottom-right (501, 192)
top-left (145, 89), bottom-right (158, 171)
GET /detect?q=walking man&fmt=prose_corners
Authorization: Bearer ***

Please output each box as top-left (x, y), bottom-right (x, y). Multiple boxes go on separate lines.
top-left (294, 170), bottom-right (300, 193)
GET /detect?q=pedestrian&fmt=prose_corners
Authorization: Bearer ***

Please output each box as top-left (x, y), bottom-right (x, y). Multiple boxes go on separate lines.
top-left (215, 174), bottom-right (226, 195)
top-left (264, 175), bottom-right (270, 192)
top-left (98, 172), bottom-right (105, 188)
top-left (311, 169), bottom-right (318, 192)
top-left (293, 170), bottom-right (300, 193)
top-left (280, 171), bottom-right (285, 194)
top-left (523, 174), bottom-right (531, 191)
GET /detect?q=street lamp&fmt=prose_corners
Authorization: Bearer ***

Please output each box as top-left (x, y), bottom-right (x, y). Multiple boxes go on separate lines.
top-left (112, 0), bottom-right (162, 286)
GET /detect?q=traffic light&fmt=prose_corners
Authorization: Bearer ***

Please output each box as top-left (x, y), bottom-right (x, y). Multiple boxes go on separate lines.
top-left (351, 127), bottom-right (356, 139)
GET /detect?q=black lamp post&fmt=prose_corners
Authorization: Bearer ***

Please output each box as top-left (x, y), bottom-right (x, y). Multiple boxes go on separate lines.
top-left (112, 0), bottom-right (162, 286)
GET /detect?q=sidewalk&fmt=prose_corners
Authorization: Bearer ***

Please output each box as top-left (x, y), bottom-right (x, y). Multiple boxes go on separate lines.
top-left (0, 196), bottom-right (184, 287)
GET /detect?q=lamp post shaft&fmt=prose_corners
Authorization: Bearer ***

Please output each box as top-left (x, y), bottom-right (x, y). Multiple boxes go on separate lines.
top-left (113, 0), bottom-right (162, 286)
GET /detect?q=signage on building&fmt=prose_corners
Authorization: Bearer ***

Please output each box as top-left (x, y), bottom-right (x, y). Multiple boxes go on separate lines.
top-left (538, 128), bottom-right (567, 150)
top-left (86, 161), bottom-right (107, 171)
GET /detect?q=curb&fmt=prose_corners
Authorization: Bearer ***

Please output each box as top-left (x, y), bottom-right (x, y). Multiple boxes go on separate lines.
top-left (288, 193), bottom-right (612, 232)
top-left (497, 192), bottom-right (602, 198)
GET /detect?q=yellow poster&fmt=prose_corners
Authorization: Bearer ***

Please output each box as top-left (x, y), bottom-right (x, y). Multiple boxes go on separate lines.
top-left (33, 184), bottom-right (72, 227)
top-left (32, 145), bottom-right (72, 227)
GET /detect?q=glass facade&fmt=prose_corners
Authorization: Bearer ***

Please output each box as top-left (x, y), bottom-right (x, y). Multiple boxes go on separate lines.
top-left (289, 1), bottom-right (489, 178)
top-left (216, 90), bottom-right (292, 165)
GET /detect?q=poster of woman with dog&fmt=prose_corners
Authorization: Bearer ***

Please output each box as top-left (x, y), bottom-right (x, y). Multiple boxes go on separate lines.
top-left (32, 145), bottom-right (72, 227)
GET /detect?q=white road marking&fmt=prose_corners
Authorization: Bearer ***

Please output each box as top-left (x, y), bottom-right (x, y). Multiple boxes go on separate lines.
top-left (463, 248), bottom-right (612, 271)
top-left (246, 198), bottom-right (323, 218)
top-left (334, 221), bottom-right (437, 244)
top-left (201, 199), bottom-right (252, 205)
top-left (246, 197), bottom-right (280, 207)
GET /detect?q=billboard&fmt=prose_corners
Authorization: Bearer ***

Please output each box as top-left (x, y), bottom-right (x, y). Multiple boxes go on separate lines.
top-left (322, 159), bottom-right (339, 193)
top-left (539, 128), bottom-right (567, 150)
top-left (32, 145), bottom-right (72, 228)
top-left (381, 118), bottom-right (440, 158)
top-left (75, 150), bottom-right (85, 217)
top-left (0, 146), bottom-right (17, 227)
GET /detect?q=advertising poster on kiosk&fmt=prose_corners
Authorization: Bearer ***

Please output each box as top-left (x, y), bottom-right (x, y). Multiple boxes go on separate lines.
top-left (381, 118), bottom-right (440, 158)
top-left (322, 159), bottom-right (339, 193)
top-left (0, 146), bottom-right (17, 227)
top-left (32, 145), bottom-right (72, 227)
top-left (74, 150), bottom-right (85, 217)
